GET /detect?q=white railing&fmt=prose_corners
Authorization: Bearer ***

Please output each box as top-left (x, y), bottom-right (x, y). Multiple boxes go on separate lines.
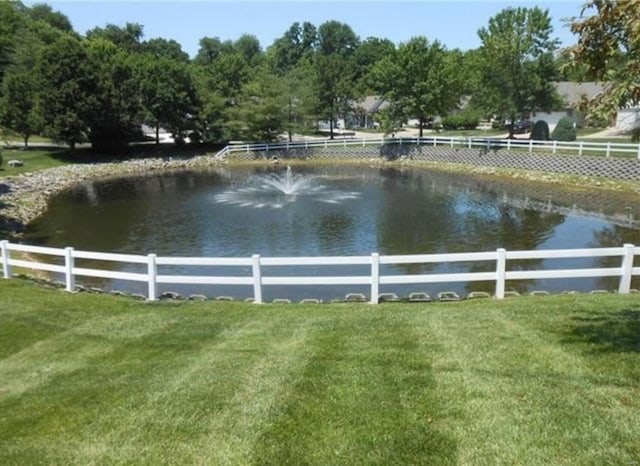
top-left (220, 136), bottom-right (640, 160)
top-left (1, 240), bottom-right (638, 304)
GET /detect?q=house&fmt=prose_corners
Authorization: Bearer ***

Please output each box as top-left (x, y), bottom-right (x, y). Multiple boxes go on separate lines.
top-left (346, 96), bottom-right (389, 129)
top-left (531, 81), bottom-right (606, 130)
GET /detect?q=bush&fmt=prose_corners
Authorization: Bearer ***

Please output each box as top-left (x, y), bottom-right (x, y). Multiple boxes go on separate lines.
top-left (441, 112), bottom-right (480, 130)
top-left (551, 116), bottom-right (577, 141)
top-left (530, 120), bottom-right (550, 141)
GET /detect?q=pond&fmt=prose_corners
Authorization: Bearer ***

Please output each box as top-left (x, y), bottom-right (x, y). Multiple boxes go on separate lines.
top-left (23, 165), bottom-right (640, 301)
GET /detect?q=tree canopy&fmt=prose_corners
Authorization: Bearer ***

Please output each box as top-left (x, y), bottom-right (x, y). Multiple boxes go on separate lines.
top-left (567, 0), bottom-right (640, 120)
top-left (476, 7), bottom-right (561, 135)
top-left (1, 2), bottom-right (626, 153)
top-left (372, 37), bottom-right (462, 137)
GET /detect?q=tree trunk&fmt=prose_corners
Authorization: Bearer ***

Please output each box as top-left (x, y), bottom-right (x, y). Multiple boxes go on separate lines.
top-left (329, 117), bottom-right (334, 140)
top-left (508, 114), bottom-right (515, 139)
top-left (419, 118), bottom-right (424, 138)
top-left (23, 135), bottom-right (29, 150)
top-left (155, 124), bottom-right (160, 145)
top-left (288, 98), bottom-right (293, 142)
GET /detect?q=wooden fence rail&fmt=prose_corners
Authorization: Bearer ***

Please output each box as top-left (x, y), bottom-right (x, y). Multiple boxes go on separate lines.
top-left (1, 240), bottom-right (638, 304)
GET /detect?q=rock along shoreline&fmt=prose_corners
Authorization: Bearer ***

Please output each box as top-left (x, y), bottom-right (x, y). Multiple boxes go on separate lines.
top-left (0, 155), bottom-right (227, 237)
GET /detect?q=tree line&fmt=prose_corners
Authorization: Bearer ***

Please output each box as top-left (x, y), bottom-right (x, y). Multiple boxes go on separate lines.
top-left (0, 1), bottom-right (634, 153)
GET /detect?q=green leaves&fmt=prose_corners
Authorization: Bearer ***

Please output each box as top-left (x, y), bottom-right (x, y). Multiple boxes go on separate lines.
top-left (569, 1), bottom-right (640, 121)
top-left (476, 7), bottom-right (560, 130)
top-left (372, 37), bottom-right (462, 137)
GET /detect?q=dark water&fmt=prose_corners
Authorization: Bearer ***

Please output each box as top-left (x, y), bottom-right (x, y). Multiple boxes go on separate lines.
top-left (24, 165), bottom-right (640, 301)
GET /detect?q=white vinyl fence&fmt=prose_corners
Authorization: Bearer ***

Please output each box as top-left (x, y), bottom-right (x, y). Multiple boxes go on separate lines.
top-left (216, 136), bottom-right (640, 160)
top-left (1, 240), bottom-right (638, 304)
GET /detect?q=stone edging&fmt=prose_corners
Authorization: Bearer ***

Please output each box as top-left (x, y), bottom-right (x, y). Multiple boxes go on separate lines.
top-left (237, 145), bottom-right (640, 181)
top-left (0, 155), bottom-right (226, 235)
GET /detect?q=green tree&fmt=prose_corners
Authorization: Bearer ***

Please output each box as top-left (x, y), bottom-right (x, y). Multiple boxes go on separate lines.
top-left (0, 1), bottom-right (25, 88)
top-left (372, 37), bottom-right (462, 137)
top-left (141, 38), bottom-right (189, 62)
top-left (234, 34), bottom-right (263, 66)
top-left (193, 51), bottom-right (252, 142)
top-left (530, 120), bottom-right (550, 141)
top-left (38, 34), bottom-right (93, 150)
top-left (84, 38), bottom-right (142, 153)
top-left (135, 54), bottom-right (199, 144)
top-left (476, 7), bottom-right (561, 137)
top-left (194, 36), bottom-right (234, 66)
top-left (86, 22), bottom-right (144, 53)
top-left (0, 71), bottom-right (42, 148)
top-left (567, 1), bottom-right (640, 121)
top-left (233, 67), bottom-right (288, 142)
top-left (0, 18), bottom-right (65, 148)
top-left (353, 37), bottom-right (395, 93)
top-left (26, 3), bottom-right (73, 32)
top-left (551, 116), bottom-right (576, 141)
top-left (315, 21), bottom-right (360, 139)
top-left (267, 22), bottom-right (317, 74)
top-left (281, 60), bottom-right (320, 141)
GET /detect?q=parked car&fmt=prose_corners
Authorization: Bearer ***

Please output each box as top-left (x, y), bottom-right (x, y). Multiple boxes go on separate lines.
top-left (510, 120), bottom-right (534, 134)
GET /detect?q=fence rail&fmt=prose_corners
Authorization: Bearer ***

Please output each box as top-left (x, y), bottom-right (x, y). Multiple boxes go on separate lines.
top-left (1, 240), bottom-right (638, 304)
top-left (216, 136), bottom-right (640, 160)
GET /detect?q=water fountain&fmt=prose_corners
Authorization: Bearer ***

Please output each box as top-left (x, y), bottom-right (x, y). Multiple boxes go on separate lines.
top-left (213, 166), bottom-right (361, 209)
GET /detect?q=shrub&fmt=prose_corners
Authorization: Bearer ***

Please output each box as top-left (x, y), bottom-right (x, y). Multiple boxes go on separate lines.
top-left (441, 112), bottom-right (480, 130)
top-left (551, 116), bottom-right (577, 141)
top-left (530, 120), bottom-right (550, 141)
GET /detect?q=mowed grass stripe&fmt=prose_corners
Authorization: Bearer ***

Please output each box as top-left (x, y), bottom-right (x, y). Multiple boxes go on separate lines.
top-left (428, 298), bottom-right (640, 465)
top-left (254, 311), bottom-right (457, 465)
top-left (1, 279), bottom-right (639, 465)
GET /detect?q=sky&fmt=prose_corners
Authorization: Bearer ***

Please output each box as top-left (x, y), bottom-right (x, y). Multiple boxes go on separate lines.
top-left (38, 1), bottom-right (587, 58)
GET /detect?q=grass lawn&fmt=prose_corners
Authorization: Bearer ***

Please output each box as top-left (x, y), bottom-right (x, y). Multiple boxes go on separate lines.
top-left (0, 279), bottom-right (638, 465)
top-left (0, 148), bottom-right (70, 177)
top-left (1, 130), bottom-right (54, 145)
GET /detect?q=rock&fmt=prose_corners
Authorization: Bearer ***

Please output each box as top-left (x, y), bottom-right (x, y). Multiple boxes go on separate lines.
top-left (8, 160), bottom-right (24, 167)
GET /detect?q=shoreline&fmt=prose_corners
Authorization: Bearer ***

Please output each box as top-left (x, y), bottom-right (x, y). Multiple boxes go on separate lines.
top-left (0, 155), bottom-right (227, 236)
top-left (1, 154), bottom-right (639, 238)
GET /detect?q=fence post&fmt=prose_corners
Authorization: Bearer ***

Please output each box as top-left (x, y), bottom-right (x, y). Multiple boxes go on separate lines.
top-left (637, 143), bottom-right (640, 160)
top-left (252, 254), bottom-right (263, 304)
top-left (495, 248), bottom-right (506, 299)
top-left (606, 142), bottom-right (610, 158)
top-left (552, 140), bottom-right (557, 154)
top-left (64, 247), bottom-right (75, 293)
top-left (468, 138), bottom-right (472, 149)
top-left (507, 138), bottom-right (511, 151)
top-left (305, 140), bottom-right (308, 149)
top-left (1, 240), bottom-right (11, 279)
top-left (450, 137), bottom-right (453, 148)
top-left (528, 139), bottom-right (533, 153)
top-left (618, 244), bottom-right (635, 294)
top-left (370, 253), bottom-right (380, 305)
top-left (147, 253), bottom-right (157, 301)
top-left (579, 141), bottom-right (583, 156)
